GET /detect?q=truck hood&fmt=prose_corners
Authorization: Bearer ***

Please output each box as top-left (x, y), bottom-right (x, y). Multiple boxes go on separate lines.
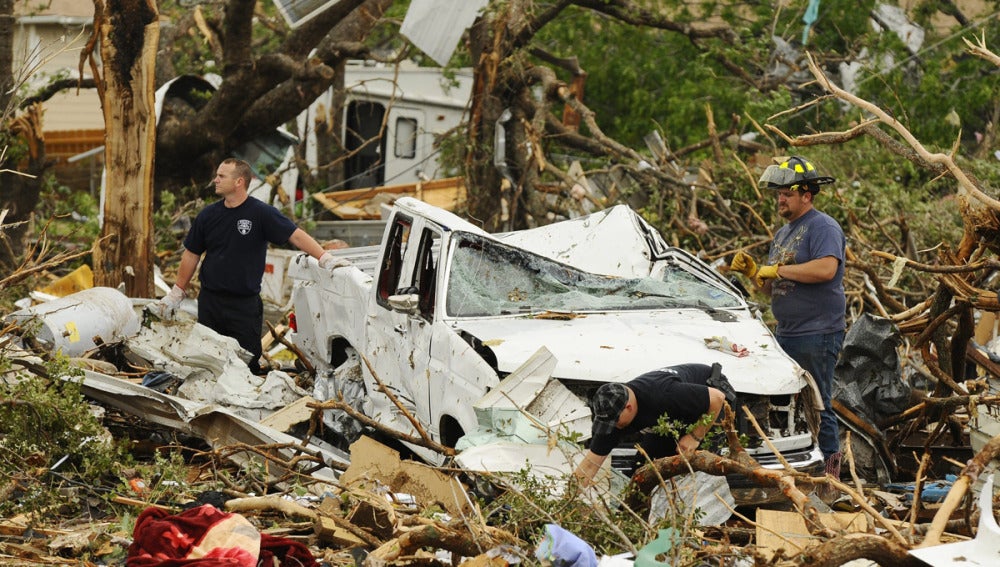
top-left (452, 309), bottom-right (806, 395)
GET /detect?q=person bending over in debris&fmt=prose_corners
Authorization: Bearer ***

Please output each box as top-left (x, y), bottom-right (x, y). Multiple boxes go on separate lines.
top-left (573, 363), bottom-right (733, 487)
top-left (729, 155), bottom-right (846, 480)
top-left (153, 158), bottom-right (347, 374)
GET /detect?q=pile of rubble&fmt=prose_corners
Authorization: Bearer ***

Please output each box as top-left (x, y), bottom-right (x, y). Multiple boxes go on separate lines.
top-left (3, 284), bottom-right (1000, 566)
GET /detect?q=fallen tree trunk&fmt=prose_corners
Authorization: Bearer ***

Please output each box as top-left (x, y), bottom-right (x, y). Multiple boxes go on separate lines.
top-left (782, 533), bottom-right (923, 567)
top-left (366, 518), bottom-right (518, 564)
top-left (627, 450), bottom-right (833, 539)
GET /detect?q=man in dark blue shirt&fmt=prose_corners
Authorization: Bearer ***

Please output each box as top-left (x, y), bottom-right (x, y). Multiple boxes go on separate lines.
top-left (155, 158), bottom-right (345, 373)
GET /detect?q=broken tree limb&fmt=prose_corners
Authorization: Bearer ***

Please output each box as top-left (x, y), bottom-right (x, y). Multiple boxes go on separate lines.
top-left (741, 403), bottom-right (794, 472)
top-left (870, 250), bottom-right (1000, 274)
top-left (967, 342), bottom-right (1000, 379)
top-left (964, 32), bottom-right (1000, 68)
top-left (844, 260), bottom-right (907, 314)
top-left (890, 297), bottom-right (934, 324)
top-left (307, 398), bottom-right (456, 457)
top-left (366, 517), bottom-right (517, 564)
top-left (265, 321), bottom-right (313, 373)
top-left (197, 441), bottom-right (344, 488)
top-left (914, 302), bottom-right (969, 350)
top-left (909, 453), bottom-right (932, 537)
top-left (226, 496), bottom-right (386, 549)
top-left (878, 394), bottom-right (1000, 429)
top-left (226, 495), bottom-right (317, 521)
top-left (842, 432), bottom-right (877, 533)
top-left (0, 229), bottom-right (105, 291)
top-left (826, 477), bottom-right (908, 546)
top-left (359, 353), bottom-right (444, 452)
top-left (627, 451), bottom-right (833, 539)
top-left (832, 400), bottom-right (897, 477)
top-left (915, 353), bottom-right (967, 397)
top-left (787, 533), bottom-right (923, 567)
top-left (919, 431), bottom-right (1000, 547)
top-left (802, 52), bottom-right (1000, 212)
top-left (720, 403), bottom-right (749, 460)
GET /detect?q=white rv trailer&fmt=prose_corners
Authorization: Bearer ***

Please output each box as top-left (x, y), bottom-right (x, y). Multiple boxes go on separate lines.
top-left (258, 61), bottom-right (473, 204)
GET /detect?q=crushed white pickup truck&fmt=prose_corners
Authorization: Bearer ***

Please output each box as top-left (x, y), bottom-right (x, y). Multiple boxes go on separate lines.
top-left (287, 197), bottom-right (825, 501)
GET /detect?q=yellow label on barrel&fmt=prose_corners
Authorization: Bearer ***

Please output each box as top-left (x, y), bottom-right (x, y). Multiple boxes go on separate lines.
top-left (65, 321), bottom-right (80, 343)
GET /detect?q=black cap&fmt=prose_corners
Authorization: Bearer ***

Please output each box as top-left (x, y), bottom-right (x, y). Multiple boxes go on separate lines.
top-left (590, 383), bottom-right (628, 437)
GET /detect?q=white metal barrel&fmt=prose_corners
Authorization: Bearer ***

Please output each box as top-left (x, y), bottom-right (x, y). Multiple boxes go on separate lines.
top-left (6, 287), bottom-right (141, 357)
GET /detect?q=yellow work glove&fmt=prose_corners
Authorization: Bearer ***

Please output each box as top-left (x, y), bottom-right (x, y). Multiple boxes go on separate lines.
top-left (729, 251), bottom-right (758, 279)
top-left (755, 264), bottom-right (781, 287)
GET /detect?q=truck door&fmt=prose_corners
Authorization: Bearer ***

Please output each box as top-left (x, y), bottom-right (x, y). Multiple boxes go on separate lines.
top-left (367, 213), bottom-right (439, 437)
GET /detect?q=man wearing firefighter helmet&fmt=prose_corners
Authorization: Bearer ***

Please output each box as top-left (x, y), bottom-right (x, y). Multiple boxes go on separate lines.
top-left (729, 155), bottom-right (846, 481)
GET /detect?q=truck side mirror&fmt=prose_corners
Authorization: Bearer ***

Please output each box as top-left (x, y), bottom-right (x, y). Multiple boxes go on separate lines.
top-left (388, 293), bottom-right (420, 314)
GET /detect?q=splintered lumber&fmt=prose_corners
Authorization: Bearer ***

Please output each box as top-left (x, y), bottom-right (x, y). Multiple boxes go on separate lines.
top-left (312, 177), bottom-right (466, 219)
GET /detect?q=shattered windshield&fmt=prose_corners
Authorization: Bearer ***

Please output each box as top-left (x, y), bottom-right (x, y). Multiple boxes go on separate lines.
top-left (445, 233), bottom-right (741, 317)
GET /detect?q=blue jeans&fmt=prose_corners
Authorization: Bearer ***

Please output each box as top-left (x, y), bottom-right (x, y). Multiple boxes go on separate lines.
top-left (777, 331), bottom-right (845, 459)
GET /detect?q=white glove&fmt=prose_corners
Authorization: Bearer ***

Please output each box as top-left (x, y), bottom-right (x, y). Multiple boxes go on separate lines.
top-left (319, 252), bottom-right (352, 270)
top-left (148, 284), bottom-right (185, 319)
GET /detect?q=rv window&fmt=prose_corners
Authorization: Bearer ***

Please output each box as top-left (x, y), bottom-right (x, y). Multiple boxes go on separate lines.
top-left (394, 117), bottom-right (418, 159)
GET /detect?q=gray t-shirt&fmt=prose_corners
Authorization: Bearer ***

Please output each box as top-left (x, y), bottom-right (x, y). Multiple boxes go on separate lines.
top-left (768, 208), bottom-right (846, 337)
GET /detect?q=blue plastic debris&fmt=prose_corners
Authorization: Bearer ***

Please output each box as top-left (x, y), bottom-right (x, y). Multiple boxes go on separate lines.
top-left (885, 474), bottom-right (956, 504)
top-left (535, 523), bottom-right (597, 567)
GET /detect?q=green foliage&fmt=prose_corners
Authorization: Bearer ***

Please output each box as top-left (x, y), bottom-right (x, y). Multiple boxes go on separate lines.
top-left (121, 449), bottom-right (194, 505)
top-left (852, 20), bottom-right (1000, 151)
top-left (0, 129), bottom-right (29, 166)
top-left (479, 466), bottom-right (650, 557)
top-left (533, 6), bottom-right (767, 150)
top-left (0, 354), bottom-right (131, 518)
top-left (29, 175), bottom-right (101, 254)
top-left (157, 0), bottom-right (223, 76)
top-left (651, 411), bottom-right (731, 450)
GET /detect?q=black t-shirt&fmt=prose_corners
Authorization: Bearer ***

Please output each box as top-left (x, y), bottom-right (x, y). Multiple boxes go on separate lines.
top-left (184, 197), bottom-right (297, 296)
top-left (589, 363), bottom-right (713, 458)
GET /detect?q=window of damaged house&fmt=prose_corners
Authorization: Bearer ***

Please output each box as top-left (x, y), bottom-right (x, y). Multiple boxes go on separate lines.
top-left (377, 214), bottom-right (412, 306)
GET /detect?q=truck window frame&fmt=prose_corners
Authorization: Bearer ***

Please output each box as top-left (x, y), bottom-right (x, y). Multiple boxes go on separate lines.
top-left (413, 227), bottom-right (441, 320)
top-left (376, 214), bottom-right (413, 306)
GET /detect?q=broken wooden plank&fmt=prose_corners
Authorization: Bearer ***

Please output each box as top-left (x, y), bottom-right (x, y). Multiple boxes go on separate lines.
top-left (259, 396), bottom-right (316, 432)
top-left (312, 177), bottom-right (466, 219)
top-left (755, 509), bottom-right (867, 560)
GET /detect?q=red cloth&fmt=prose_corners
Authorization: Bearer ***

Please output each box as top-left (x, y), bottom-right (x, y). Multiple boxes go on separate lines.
top-left (126, 504), bottom-right (319, 567)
